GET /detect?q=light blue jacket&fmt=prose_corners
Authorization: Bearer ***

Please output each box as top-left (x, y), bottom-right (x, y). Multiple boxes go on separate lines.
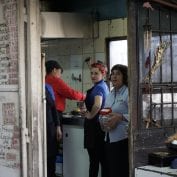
top-left (104, 85), bottom-right (129, 143)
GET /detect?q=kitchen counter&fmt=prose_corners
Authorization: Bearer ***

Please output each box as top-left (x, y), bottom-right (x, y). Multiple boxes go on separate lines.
top-left (61, 113), bottom-right (101, 177)
top-left (62, 115), bottom-right (89, 177)
top-left (62, 114), bottom-right (84, 126)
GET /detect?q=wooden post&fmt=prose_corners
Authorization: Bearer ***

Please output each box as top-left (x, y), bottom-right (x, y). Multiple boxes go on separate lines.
top-left (17, 0), bottom-right (28, 177)
top-left (128, 0), bottom-right (139, 176)
top-left (25, 0), bottom-right (44, 177)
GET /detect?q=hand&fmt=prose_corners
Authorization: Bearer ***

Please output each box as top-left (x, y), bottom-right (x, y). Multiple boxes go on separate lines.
top-left (78, 101), bottom-right (86, 111)
top-left (56, 126), bottom-right (62, 141)
top-left (82, 94), bottom-right (86, 100)
top-left (104, 112), bottom-right (123, 130)
top-left (80, 109), bottom-right (87, 117)
top-left (80, 110), bottom-right (92, 119)
top-left (85, 111), bottom-right (92, 119)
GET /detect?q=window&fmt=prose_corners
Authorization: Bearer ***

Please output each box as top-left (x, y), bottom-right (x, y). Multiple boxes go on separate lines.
top-left (140, 6), bottom-right (177, 129)
top-left (106, 37), bottom-right (128, 73)
top-left (106, 37), bottom-right (127, 89)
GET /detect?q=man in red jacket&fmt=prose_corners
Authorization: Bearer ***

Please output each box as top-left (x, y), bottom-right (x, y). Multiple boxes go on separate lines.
top-left (45, 60), bottom-right (86, 118)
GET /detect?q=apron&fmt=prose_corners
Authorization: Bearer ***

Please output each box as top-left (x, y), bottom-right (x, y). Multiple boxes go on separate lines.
top-left (84, 87), bottom-right (105, 148)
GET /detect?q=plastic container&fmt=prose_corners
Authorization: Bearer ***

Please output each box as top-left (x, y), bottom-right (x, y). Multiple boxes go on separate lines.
top-left (99, 108), bottom-right (112, 132)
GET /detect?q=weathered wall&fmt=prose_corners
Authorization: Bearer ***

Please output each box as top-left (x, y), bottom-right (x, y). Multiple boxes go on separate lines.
top-left (0, 0), bottom-right (20, 177)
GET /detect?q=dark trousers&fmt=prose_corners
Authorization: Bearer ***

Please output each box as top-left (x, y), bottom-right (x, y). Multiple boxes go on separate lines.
top-left (105, 138), bottom-right (129, 177)
top-left (87, 145), bottom-right (108, 177)
top-left (47, 156), bottom-right (56, 177)
top-left (47, 123), bottom-right (57, 177)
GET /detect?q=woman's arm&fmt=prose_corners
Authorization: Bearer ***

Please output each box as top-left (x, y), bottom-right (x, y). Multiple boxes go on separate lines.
top-left (56, 78), bottom-right (85, 100)
top-left (85, 95), bottom-right (102, 119)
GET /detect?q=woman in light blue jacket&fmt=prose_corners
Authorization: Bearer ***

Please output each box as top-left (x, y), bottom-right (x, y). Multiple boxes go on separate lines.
top-left (102, 64), bottom-right (129, 177)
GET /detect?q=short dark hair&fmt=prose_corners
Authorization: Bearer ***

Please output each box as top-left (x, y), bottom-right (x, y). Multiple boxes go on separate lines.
top-left (111, 64), bottom-right (128, 86)
top-left (45, 60), bottom-right (63, 74)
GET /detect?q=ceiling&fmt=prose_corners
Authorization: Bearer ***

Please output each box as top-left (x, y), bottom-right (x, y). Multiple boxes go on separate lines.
top-left (40, 0), bottom-right (127, 20)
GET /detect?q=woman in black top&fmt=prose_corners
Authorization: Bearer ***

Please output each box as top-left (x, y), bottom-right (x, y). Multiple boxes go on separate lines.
top-left (83, 62), bottom-right (109, 177)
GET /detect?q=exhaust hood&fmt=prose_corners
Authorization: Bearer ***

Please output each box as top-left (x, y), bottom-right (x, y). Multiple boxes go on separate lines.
top-left (41, 12), bottom-right (93, 38)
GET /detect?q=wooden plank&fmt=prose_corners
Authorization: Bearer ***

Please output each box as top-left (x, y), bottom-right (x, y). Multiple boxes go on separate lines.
top-left (26, 0), bottom-right (44, 177)
top-left (128, 0), bottom-right (139, 176)
top-left (17, 0), bottom-right (28, 177)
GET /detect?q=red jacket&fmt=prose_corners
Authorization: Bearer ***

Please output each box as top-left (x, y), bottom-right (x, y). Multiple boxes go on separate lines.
top-left (45, 75), bottom-right (85, 112)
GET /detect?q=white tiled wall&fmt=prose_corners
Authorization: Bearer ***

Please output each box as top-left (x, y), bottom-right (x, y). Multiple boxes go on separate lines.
top-left (42, 18), bottom-right (127, 112)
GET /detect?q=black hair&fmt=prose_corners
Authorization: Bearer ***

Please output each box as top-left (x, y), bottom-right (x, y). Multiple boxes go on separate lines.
top-left (110, 64), bottom-right (128, 86)
top-left (45, 60), bottom-right (63, 74)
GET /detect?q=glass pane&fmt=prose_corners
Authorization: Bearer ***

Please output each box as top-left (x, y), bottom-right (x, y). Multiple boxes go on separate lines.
top-left (161, 35), bottom-right (171, 82)
top-left (150, 9), bottom-right (159, 31)
top-left (172, 35), bottom-right (177, 82)
top-left (150, 36), bottom-right (161, 82)
top-left (160, 10), bottom-right (170, 31)
top-left (142, 92), bottom-right (177, 128)
top-left (109, 40), bottom-right (128, 69)
top-left (171, 11), bottom-right (177, 31)
top-left (143, 35), bottom-right (171, 83)
top-left (142, 94), bottom-right (162, 128)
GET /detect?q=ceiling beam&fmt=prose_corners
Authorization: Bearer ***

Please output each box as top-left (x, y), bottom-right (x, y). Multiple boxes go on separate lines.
top-left (151, 0), bottom-right (177, 9)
